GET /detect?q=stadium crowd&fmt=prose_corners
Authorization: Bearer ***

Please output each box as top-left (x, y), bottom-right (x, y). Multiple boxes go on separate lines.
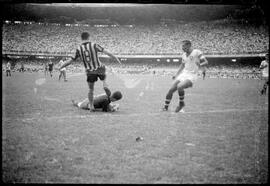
top-left (2, 58), bottom-right (262, 79)
top-left (2, 19), bottom-right (269, 55)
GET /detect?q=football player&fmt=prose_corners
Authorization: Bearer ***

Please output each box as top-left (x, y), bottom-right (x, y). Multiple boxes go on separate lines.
top-left (72, 89), bottom-right (122, 112)
top-left (259, 53), bottom-right (269, 95)
top-left (58, 58), bottom-right (67, 82)
top-left (162, 40), bottom-right (208, 112)
top-left (59, 32), bottom-right (122, 112)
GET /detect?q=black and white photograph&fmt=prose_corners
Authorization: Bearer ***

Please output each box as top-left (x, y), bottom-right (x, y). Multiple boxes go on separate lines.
top-left (2, 0), bottom-right (268, 184)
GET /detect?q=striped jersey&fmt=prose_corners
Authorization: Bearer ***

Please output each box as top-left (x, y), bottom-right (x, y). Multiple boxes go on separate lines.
top-left (73, 42), bottom-right (104, 71)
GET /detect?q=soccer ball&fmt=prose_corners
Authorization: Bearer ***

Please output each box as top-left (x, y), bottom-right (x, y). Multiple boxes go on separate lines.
top-left (136, 137), bottom-right (143, 142)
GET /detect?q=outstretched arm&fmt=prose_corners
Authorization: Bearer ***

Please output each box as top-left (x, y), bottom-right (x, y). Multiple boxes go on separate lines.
top-left (60, 49), bottom-right (80, 70)
top-left (102, 49), bottom-right (122, 65)
top-left (60, 58), bottom-right (73, 70)
top-left (259, 62), bottom-right (267, 70)
top-left (199, 55), bottom-right (208, 67)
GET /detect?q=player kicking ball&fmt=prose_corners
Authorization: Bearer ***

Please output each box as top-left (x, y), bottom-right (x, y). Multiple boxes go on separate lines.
top-left (72, 89), bottom-right (122, 112)
top-left (162, 40), bottom-right (208, 112)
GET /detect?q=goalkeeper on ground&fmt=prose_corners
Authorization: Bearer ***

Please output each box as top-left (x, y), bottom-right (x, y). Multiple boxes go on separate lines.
top-left (72, 88), bottom-right (122, 112)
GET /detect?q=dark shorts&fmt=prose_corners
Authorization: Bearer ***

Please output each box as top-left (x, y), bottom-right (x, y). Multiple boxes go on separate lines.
top-left (86, 66), bottom-right (106, 83)
top-left (49, 68), bottom-right (53, 72)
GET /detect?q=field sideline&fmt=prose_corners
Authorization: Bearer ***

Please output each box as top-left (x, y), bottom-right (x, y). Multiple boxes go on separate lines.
top-left (2, 71), bottom-right (268, 183)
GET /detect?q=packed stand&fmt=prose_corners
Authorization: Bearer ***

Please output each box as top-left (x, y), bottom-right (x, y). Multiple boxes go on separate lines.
top-left (2, 19), bottom-right (269, 55)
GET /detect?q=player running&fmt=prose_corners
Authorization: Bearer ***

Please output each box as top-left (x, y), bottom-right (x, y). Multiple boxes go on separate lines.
top-left (259, 53), bottom-right (268, 95)
top-left (162, 40), bottom-right (208, 112)
top-left (58, 59), bottom-right (67, 82)
top-left (48, 60), bottom-right (54, 77)
top-left (59, 32), bottom-right (122, 112)
top-left (6, 61), bottom-right (11, 76)
top-left (72, 90), bottom-right (122, 112)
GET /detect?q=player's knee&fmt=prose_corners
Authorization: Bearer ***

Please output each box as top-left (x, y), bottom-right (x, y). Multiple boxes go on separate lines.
top-left (177, 84), bottom-right (184, 90)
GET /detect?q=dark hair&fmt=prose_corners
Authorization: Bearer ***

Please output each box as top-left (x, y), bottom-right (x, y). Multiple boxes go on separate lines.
top-left (182, 40), bottom-right (191, 45)
top-left (111, 91), bottom-right (122, 100)
top-left (81, 32), bottom-right (89, 40)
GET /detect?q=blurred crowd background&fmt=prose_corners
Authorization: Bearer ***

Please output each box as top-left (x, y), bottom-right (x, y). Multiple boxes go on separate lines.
top-left (2, 19), bottom-right (268, 55)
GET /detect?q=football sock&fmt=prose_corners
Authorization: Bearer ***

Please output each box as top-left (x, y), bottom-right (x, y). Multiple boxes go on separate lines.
top-left (178, 89), bottom-right (185, 104)
top-left (88, 90), bottom-right (94, 109)
top-left (164, 92), bottom-right (173, 109)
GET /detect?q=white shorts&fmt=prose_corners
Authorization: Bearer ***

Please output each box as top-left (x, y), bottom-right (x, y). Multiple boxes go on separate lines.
top-left (262, 73), bottom-right (268, 78)
top-left (176, 72), bottom-right (198, 84)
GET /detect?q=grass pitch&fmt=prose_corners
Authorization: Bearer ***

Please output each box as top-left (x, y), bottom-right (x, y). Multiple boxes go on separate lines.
top-left (2, 71), bottom-right (268, 183)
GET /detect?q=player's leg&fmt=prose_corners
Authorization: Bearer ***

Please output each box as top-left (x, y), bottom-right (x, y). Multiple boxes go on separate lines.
top-left (87, 74), bottom-right (97, 112)
top-left (162, 80), bottom-right (180, 111)
top-left (72, 98), bottom-right (89, 109)
top-left (59, 71), bottom-right (62, 81)
top-left (100, 73), bottom-right (111, 96)
top-left (64, 70), bottom-right (67, 81)
top-left (261, 78), bottom-right (268, 95)
top-left (175, 79), bottom-right (193, 113)
top-left (88, 82), bottom-right (95, 112)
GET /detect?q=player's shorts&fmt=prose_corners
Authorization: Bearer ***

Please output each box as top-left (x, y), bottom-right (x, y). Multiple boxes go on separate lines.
top-left (86, 66), bottom-right (106, 83)
top-left (176, 71), bottom-right (198, 84)
top-left (60, 68), bottom-right (66, 72)
top-left (49, 68), bottom-right (53, 72)
top-left (262, 73), bottom-right (268, 79)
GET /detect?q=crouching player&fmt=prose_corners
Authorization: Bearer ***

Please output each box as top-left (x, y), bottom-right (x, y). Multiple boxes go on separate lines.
top-left (72, 89), bottom-right (122, 112)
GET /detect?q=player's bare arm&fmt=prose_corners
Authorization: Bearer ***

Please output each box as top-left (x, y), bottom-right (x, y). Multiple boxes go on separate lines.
top-left (59, 58), bottom-right (73, 70)
top-left (102, 49), bottom-right (122, 65)
top-left (199, 55), bottom-right (208, 67)
top-left (259, 63), bottom-right (267, 70)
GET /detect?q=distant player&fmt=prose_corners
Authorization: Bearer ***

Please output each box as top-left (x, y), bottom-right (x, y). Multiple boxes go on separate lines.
top-left (259, 53), bottom-right (268, 95)
top-left (59, 32), bottom-right (122, 112)
top-left (48, 60), bottom-right (54, 77)
top-left (6, 61), bottom-right (11, 76)
top-left (58, 59), bottom-right (67, 82)
top-left (162, 40), bottom-right (208, 112)
top-left (72, 90), bottom-right (122, 112)
top-left (19, 62), bottom-right (24, 72)
top-left (44, 62), bottom-right (48, 76)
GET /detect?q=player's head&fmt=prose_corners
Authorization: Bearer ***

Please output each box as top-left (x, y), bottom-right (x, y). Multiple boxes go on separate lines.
top-left (81, 32), bottom-right (90, 41)
top-left (182, 40), bottom-right (192, 53)
top-left (110, 91), bottom-right (122, 102)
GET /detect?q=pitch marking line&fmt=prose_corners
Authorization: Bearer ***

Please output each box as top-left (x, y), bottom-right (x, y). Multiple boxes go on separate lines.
top-left (3, 108), bottom-right (268, 122)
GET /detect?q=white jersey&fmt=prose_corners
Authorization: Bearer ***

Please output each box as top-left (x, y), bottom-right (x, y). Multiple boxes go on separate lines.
top-left (260, 60), bottom-right (268, 77)
top-left (59, 60), bottom-right (66, 71)
top-left (181, 49), bottom-right (203, 74)
top-left (6, 62), bottom-right (11, 70)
